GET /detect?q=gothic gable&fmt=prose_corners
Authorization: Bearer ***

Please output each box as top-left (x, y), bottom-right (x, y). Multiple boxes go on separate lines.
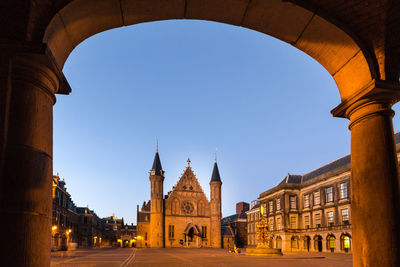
top-left (165, 166), bottom-right (210, 217)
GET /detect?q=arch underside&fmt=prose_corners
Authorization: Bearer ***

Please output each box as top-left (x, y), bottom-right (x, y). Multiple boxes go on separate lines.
top-left (44, 0), bottom-right (374, 101)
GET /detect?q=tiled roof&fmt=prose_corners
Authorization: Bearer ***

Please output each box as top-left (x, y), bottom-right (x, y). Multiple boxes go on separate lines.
top-left (151, 152), bottom-right (163, 175)
top-left (221, 225), bottom-right (234, 237)
top-left (221, 212), bottom-right (247, 224)
top-left (250, 203), bottom-right (260, 210)
top-left (260, 131), bottom-right (400, 198)
top-left (210, 162), bottom-right (222, 182)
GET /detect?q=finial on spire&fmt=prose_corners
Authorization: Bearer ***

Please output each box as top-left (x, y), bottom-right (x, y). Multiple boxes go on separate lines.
top-left (187, 158), bottom-right (191, 167)
top-left (156, 139), bottom-right (158, 153)
top-left (214, 148), bottom-right (217, 163)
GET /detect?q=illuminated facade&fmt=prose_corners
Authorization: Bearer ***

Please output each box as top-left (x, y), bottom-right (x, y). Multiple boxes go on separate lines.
top-left (52, 175), bottom-right (137, 250)
top-left (257, 158), bottom-right (352, 253)
top-left (137, 151), bottom-right (222, 248)
top-left (246, 200), bottom-right (260, 247)
top-left (51, 175), bottom-right (80, 251)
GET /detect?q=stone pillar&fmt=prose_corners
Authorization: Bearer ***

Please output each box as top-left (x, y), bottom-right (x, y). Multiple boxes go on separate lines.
top-left (0, 51), bottom-right (60, 266)
top-left (332, 83), bottom-right (400, 267)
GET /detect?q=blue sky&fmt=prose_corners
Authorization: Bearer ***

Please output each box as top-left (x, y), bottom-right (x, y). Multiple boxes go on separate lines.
top-left (54, 20), bottom-right (400, 224)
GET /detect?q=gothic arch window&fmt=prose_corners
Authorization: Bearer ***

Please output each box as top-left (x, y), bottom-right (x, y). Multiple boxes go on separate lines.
top-left (171, 199), bottom-right (179, 215)
top-left (198, 201), bottom-right (205, 216)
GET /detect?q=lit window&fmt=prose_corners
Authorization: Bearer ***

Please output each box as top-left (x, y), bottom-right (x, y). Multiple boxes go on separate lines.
top-left (304, 215), bottom-right (310, 228)
top-left (326, 187), bottom-right (333, 202)
top-left (341, 208), bottom-right (349, 223)
top-left (276, 198), bottom-right (281, 210)
top-left (290, 196), bottom-right (296, 209)
top-left (340, 182), bottom-right (348, 199)
top-left (290, 216), bottom-right (297, 229)
top-left (327, 235), bottom-right (336, 249)
top-left (269, 218), bottom-right (274, 231)
top-left (343, 236), bottom-right (351, 249)
top-left (327, 211), bottom-right (334, 225)
top-left (277, 217), bottom-right (282, 230)
top-left (314, 191), bottom-right (321, 205)
top-left (269, 201), bottom-right (274, 212)
top-left (304, 195), bottom-right (310, 208)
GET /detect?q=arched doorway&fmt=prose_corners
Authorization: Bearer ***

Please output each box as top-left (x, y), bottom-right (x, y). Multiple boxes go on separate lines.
top-left (303, 236), bottom-right (311, 252)
top-left (290, 236), bottom-right (299, 251)
top-left (183, 223), bottom-right (201, 247)
top-left (276, 236), bottom-right (282, 249)
top-left (187, 228), bottom-right (194, 242)
top-left (314, 235), bottom-right (323, 252)
top-left (1, 1), bottom-right (400, 266)
top-left (341, 234), bottom-right (351, 253)
top-left (327, 234), bottom-right (336, 252)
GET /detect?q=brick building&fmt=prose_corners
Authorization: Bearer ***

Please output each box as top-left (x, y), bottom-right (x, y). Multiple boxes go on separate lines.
top-left (221, 202), bottom-right (249, 248)
top-left (137, 150), bottom-right (222, 248)
top-left (51, 175), bottom-right (80, 251)
top-left (52, 175), bottom-right (137, 250)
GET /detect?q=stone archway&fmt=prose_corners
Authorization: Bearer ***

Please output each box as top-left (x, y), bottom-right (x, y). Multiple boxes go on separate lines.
top-left (303, 235), bottom-right (311, 252)
top-left (326, 234), bottom-right (336, 252)
top-left (314, 235), bottom-right (323, 252)
top-left (341, 233), bottom-right (352, 253)
top-left (1, 1), bottom-right (400, 267)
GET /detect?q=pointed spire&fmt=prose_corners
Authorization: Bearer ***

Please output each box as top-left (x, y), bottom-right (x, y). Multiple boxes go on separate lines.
top-left (151, 144), bottom-right (163, 175)
top-left (210, 156), bottom-right (222, 183)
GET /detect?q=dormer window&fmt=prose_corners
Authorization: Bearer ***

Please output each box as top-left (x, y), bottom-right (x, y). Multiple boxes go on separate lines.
top-left (189, 186), bottom-right (193, 190)
top-left (183, 185), bottom-right (186, 190)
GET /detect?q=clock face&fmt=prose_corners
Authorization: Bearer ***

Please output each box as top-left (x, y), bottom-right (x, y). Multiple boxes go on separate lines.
top-left (182, 201), bottom-right (194, 214)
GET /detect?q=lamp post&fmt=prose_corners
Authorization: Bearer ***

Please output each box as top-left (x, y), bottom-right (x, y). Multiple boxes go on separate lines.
top-left (51, 226), bottom-right (57, 251)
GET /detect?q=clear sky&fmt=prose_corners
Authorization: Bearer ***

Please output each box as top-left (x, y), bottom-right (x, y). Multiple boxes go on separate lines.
top-left (53, 19), bottom-right (400, 225)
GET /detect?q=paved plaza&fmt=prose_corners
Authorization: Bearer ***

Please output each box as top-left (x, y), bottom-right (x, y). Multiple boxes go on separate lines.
top-left (51, 248), bottom-right (353, 267)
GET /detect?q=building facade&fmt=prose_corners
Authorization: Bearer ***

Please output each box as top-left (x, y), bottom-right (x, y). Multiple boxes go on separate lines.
top-left (52, 175), bottom-right (137, 250)
top-left (257, 155), bottom-right (352, 253)
top-left (221, 202), bottom-right (249, 248)
top-left (52, 175), bottom-right (80, 251)
top-left (137, 151), bottom-right (222, 248)
top-left (245, 200), bottom-right (260, 247)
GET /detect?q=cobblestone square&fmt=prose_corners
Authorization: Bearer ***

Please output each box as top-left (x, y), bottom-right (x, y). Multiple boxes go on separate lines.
top-left (51, 248), bottom-right (353, 267)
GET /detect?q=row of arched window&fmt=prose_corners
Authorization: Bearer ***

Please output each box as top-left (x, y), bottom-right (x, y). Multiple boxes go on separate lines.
top-left (272, 233), bottom-right (352, 253)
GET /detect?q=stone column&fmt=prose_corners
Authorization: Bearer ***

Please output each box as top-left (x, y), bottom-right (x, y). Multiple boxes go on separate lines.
top-left (0, 51), bottom-right (60, 267)
top-left (332, 82), bottom-right (400, 267)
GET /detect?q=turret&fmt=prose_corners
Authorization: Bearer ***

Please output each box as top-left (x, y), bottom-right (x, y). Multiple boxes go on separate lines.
top-left (209, 154), bottom-right (222, 248)
top-left (149, 146), bottom-right (165, 248)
